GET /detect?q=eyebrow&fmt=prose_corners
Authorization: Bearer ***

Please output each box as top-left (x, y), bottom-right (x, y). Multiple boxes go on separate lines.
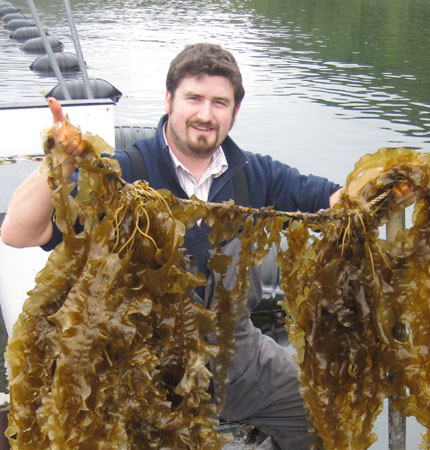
top-left (184, 91), bottom-right (232, 104)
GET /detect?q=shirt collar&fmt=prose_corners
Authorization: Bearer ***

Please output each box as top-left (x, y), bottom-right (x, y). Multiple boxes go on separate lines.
top-left (163, 122), bottom-right (228, 180)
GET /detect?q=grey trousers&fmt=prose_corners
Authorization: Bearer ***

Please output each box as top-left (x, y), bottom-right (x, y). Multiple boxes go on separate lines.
top-left (220, 325), bottom-right (312, 450)
top-left (209, 239), bottom-right (312, 450)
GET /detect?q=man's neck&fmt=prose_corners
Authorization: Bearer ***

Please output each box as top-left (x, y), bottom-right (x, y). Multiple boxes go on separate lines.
top-left (169, 146), bottom-right (213, 182)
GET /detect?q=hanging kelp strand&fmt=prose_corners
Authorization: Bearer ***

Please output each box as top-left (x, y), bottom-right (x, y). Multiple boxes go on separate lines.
top-left (279, 148), bottom-right (430, 450)
top-left (4, 113), bottom-right (430, 449)
top-left (5, 115), bottom-right (227, 449)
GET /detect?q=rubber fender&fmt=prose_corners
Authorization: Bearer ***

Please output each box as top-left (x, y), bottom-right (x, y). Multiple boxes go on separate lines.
top-left (22, 36), bottom-right (64, 54)
top-left (4, 18), bottom-right (33, 30)
top-left (10, 26), bottom-right (45, 42)
top-left (2, 12), bottom-right (26, 23)
top-left (46, 78), bottom-right (123, 102)
top-left (0, 5), bottom-right (19, 17)
top-left (114, 125), bottom-right (156, 150)
top-left (30, 52), bottom-right (81, 73)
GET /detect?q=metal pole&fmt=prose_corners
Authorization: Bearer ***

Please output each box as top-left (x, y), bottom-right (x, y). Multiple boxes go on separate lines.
top-left (26, 0), bottom-right (72, 100)
top-left (63, 0), bottom-right (94, 99)
top-left (386, 210), bottom-right (406, 450)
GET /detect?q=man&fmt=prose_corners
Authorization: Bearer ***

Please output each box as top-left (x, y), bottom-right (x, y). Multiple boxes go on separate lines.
top-left (2, 43), bottom-right (341, 449)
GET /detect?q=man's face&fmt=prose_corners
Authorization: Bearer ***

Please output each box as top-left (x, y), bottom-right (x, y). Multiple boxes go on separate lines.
top-left (165, 74), bottom-right (240, 159)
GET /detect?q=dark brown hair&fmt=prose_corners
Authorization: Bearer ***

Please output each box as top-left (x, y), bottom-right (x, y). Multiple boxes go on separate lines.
top-left (166, 43), bottom-right (245, 107)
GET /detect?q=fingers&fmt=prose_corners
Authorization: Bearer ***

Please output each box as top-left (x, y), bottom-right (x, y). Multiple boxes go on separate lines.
top-left (47, 97), bottom-right (64, 124)
top-left (70, 137), bottom-right (85, 156)
top-left (45, 96), bottom-right (85, 158)
top-left (392, 180), bottom-right (413, 198)
top-left (329, 187), bottom-right (344, 207)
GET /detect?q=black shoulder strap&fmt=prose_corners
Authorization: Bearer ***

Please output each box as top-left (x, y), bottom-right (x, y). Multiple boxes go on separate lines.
top-left (232, 165), bottom-right (250, 207)
top-left (123, 145), bottom-right (149, 182)
top-left (122, 145), bottom-right (250, 206)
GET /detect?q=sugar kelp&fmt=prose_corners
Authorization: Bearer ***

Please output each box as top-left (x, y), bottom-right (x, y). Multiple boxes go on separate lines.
top-left (4, 113), bottom-right (430, 449)
top-left (279, 148), bottom-right (430, 449)
top-left (5, 116), bottom-right (229, 449)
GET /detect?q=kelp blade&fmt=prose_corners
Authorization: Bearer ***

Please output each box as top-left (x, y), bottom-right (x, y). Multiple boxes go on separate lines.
top-left (5, 118), bottom-right (430, 450)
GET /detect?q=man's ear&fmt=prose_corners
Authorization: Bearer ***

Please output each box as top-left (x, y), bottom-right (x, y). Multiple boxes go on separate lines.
top-left (165, 90), bottom-right (172, 114)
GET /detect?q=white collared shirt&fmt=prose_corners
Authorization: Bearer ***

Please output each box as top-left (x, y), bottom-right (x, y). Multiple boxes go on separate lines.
top-left (163, 126), bottom-right (228, 201)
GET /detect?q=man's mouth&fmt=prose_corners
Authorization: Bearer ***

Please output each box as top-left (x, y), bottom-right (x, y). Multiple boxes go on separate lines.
top-left (190, 122), bottom-right (216, 133)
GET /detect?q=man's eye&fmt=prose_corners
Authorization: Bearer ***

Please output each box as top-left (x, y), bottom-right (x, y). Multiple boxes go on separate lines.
top-left (214, 100), bottom-right (228, 107)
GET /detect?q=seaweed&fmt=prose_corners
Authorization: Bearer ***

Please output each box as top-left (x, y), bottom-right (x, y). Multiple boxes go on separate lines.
top-left (4, 116), bottom-right (430, 449)
top-left (279, 148), bottom-right (430, 449)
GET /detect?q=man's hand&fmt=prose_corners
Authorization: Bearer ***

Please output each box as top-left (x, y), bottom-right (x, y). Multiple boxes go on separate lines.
top-left (329, 188), bottom-right (343, 207)
top-left (46, 97), bottom-right (86, 157)
top-left (392, 180), bottom-right (416, 206)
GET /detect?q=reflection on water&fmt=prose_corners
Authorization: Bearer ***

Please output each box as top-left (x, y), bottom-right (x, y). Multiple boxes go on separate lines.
top-left (1, 0), bottom-right (429, 147)
top-left (0, 0), bottom-right (429, 447)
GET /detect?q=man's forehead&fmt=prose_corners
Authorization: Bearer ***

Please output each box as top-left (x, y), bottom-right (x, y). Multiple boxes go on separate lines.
top-left (179, 74), bottom-right (233, 89)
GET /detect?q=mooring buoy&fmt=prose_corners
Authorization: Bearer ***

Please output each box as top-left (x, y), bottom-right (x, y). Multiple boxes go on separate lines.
top-left (10, 26), bottom-right (46, 42)
top-left (2, 12), bottom-right (26, 23)
top-left (30, 52), bottom-right (82, 73)
top-left (0, 5), bottom-right (19, 17)
top-left (4, 18), bottom-right (34, 31)
top-left (46, 78), bottom-right (122, 102)
top-left (21, 36), bottom-right (64, 54)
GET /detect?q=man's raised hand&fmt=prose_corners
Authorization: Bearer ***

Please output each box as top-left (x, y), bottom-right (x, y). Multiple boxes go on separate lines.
top-left (46, 97), bottom-right (86, 157)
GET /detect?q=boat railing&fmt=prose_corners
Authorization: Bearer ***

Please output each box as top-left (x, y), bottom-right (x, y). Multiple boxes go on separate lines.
top-left (25, 0), bottom-right (93, 100)
top-left (386, 212), bottom-right (407, 450)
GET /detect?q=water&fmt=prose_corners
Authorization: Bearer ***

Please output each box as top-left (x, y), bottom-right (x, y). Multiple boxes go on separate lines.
top-left (1, 0), bottom-right (429, 184)
top-left (0, 0), bottom-right (429, 447)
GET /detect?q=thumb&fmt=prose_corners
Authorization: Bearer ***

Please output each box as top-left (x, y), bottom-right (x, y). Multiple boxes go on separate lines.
top-left (47, 97), bottom-right (64, 124)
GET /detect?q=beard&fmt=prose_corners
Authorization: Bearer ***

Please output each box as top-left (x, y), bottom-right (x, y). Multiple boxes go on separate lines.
top-left (168, 119), bottom-right (221, 159)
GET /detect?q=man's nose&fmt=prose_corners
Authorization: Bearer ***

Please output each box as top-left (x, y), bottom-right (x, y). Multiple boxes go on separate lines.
top-left (196, 101), bottom-right (212, 122)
